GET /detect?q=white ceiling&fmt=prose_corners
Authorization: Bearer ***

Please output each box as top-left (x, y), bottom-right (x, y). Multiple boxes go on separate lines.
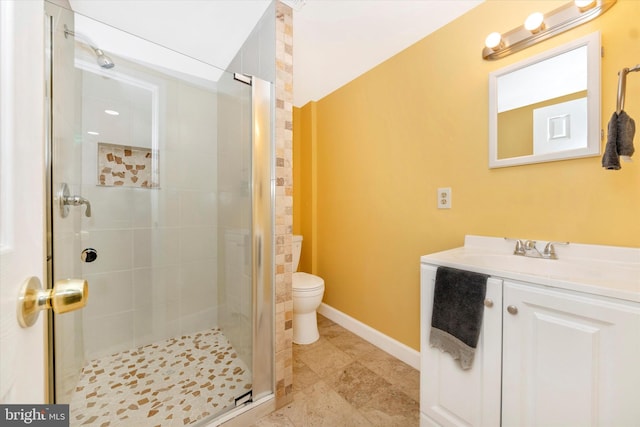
top-left (292, 0), bottom-right (483, 106)
top-left (68, 0), bottom-right (483, 107)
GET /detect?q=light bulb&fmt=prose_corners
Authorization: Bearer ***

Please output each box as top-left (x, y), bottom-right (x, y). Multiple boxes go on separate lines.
top-left (574, 0), bottom-right (596, 11)
top-left (524, 12), bottom-right (545, 33)
top-left (485, 32), bottom-right (504, 50)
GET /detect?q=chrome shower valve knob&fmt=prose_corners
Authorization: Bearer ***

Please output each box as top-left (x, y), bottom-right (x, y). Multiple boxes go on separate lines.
top-left (59, 183), bottom-right (92, 217)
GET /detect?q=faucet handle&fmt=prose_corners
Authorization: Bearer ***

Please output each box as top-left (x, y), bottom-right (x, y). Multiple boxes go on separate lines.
top-left (543, 241), bottom-right (569, 258)
top-left (59, 183), bottom-right (92, 218)
top-left (504, 237), bottom-right (526, 255)
top-left (64, 195), bottom-right (92, 217)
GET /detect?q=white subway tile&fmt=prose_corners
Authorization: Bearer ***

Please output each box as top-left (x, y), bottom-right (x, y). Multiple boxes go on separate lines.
top-left (82, 270), bottom-right (133, 320)
top-left (81, 229), bottom-right (133, 274)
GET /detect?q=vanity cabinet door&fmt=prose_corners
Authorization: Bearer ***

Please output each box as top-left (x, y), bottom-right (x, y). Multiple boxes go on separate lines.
top-left (502, 280), bottom-right (640, 427)
top-left (420, 265), bottom-right (502, 427)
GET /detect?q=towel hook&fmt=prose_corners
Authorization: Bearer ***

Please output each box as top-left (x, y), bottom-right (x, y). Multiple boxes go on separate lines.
top-left (616, 64), bottom-right (640, 115)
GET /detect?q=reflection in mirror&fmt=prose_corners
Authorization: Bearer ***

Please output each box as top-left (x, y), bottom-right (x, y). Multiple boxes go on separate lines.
top-left (489, 32), bottom-right (601, 168)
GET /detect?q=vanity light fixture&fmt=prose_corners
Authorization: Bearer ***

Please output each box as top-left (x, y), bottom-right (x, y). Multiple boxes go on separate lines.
top-left (482, 0), bottom-right (616, 60)
top-left (87, 131), bottom-right (99, 135)
top-left (104, 109), bottom-right (119, 116)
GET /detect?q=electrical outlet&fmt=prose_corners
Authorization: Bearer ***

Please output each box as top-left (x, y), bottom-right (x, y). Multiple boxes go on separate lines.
top-left (437, 187), bottom-right (451, 209)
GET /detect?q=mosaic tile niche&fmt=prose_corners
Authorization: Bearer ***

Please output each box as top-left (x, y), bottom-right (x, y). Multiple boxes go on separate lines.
top-left (98, 142), bottom-right (159, 188)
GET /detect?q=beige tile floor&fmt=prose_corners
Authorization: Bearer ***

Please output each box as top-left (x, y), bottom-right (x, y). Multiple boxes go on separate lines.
top-left (252, 315), bottom-right (420, 427)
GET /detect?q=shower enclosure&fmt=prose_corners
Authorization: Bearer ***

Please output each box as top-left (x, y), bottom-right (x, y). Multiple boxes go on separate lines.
top-left (45, 2), bottom-right (273, 425)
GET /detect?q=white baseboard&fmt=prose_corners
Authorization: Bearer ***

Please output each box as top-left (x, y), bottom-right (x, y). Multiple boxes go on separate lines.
top-left (318, 303), bottom-right (420, 370)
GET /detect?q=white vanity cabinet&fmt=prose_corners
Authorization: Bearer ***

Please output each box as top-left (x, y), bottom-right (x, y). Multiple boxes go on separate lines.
top-left (420, 242), bottom-right (640, 427)
top-left (502, 280), bottom-right (640, 427)
top-left (420, 264), bottom-right (502, 427)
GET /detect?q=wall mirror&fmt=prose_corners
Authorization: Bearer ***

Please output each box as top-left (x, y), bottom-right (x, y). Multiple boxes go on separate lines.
top-left (489, 32), bottom-right (601, 168)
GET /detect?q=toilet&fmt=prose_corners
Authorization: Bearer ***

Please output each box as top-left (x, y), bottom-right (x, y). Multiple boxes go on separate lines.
top-left (292, 235), bottom-right (325, 344)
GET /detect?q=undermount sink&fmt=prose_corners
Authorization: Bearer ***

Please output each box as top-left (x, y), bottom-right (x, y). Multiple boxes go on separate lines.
top-left (421, 235), bottom-right (640, 302)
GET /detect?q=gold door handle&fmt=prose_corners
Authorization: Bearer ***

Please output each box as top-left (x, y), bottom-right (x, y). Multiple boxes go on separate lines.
top-left (17, 277), bottom-right (89, 328)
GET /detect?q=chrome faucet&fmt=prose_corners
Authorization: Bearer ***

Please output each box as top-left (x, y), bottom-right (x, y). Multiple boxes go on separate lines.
top-left (523, 240), bottom-right (543, 258)
top-left (505, 237), bottom-right (569, 260)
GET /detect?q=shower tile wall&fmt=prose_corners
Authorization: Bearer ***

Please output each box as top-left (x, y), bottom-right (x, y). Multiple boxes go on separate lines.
top-left (79, 67), bottom-right (218, 361)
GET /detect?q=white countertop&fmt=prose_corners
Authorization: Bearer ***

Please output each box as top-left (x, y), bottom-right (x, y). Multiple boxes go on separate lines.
top-left (421, 235), bottom-right (640, 303)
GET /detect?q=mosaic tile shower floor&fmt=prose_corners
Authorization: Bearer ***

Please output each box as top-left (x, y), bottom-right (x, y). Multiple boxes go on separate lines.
top-left (70, 328), bottom-right (251, 427)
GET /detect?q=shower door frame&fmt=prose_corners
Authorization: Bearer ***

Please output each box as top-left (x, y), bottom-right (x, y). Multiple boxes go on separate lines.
top-left (44, 0), bottom-right (275, 417)
top-left (249, 75), bottom-right (274, 403)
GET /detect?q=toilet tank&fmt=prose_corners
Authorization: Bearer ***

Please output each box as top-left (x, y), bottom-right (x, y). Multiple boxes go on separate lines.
top-left (292, 235), bottom-right (303, 272)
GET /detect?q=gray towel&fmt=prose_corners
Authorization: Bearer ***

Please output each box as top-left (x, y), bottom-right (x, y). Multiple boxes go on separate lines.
top-left (617, 110), bottom-right (636, 157)
top-left (602, 111), bottom-right (636, 169)
top-left (602, 112), bottom-right (621, 170)
top-left (430, 266), bottom-right (488, 370)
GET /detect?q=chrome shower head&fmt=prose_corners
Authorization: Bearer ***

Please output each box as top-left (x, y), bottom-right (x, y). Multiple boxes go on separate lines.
top-left (92, 47), bottom-right (115, 69)
top-left (64, 25), bottom-right (115, 69)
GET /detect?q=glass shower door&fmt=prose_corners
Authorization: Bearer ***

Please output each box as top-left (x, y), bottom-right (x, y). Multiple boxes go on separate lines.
top-left (47, 3), bottom-right (260, 425)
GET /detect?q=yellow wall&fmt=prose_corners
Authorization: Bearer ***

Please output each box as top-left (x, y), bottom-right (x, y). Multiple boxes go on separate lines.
top-left (293, 0), bottom-right (640, 350)
top-left (293, 103), bottom-right (317, 273)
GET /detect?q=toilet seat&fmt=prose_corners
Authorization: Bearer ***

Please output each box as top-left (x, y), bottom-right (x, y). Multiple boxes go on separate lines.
top-left (293, 272), bottom-right (324, 292)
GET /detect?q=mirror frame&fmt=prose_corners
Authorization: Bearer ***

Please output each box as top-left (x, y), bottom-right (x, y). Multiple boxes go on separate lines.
top-left (488, 32), bottom-right (601, 168)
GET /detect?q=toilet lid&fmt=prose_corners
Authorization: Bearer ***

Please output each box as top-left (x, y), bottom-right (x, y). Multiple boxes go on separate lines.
top-left (293, 272), bottom-right (324, 291)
